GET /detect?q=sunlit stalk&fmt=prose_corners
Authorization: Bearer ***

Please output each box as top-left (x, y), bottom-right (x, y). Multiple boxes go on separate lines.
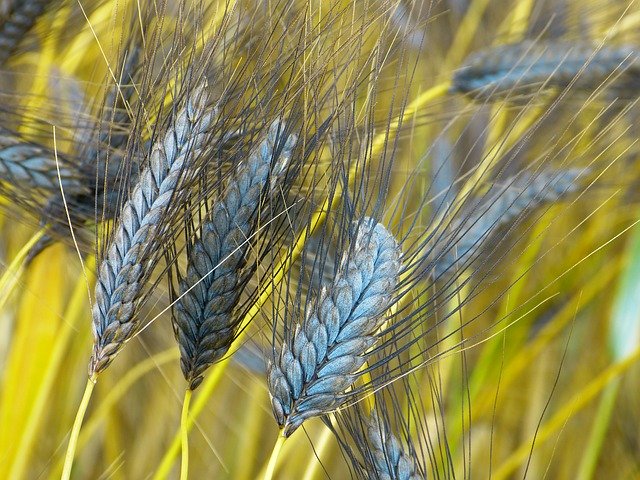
top-left (61, 376), bottom-right (96, 480)
top-left (263, 435), bottom-right (286, 480)
top-left (8, 256), bottom-right (94, 480)
top-left (180, 389), bottom-right (193, 480)
top-left (0, 228), bottom-right (46, 312)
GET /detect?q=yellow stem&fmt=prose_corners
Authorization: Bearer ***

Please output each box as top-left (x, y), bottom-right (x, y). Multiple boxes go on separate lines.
top-left (234, 380), bottom-right (264, 480)
top-left (50, 349), bottom-right (178, 478)
top-left (493, 347), bottom-right (640, 480)
top-left (474, 259), bottom-right (620, 416)
top-left (180, 389), bottom-right (193, 480)
top-left (263, 434), bottom-right (287, 480)
top-left (444, 0), bottom-right (492, 69)
top-left (61, 376), bottom-right (96, 480)
top-left (0, 228), bottom-right (46, 312)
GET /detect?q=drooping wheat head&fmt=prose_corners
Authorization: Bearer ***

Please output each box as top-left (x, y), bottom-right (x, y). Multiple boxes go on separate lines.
top-left (268, 217), bottom-right (402, 437)
top-left (90, 80), bottom-right (216, 376)
top-left (173, 120), bottom-right (297, 390)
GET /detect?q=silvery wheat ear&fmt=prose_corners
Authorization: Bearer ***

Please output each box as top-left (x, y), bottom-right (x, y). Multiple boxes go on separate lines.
top-left (268, 218), bottom-right (402, 437)
top-left (433, 168), bottom-right (585, 278)
top-left (0, 127), bottom-right (84, 194)
top-left (82, 24), bottom-right (145, 202)
top-left (0, 130), bottom-right (88, 265)
top-left (366, 413), bottom-right (422, 480)
top-left (451, 40), bottom-right (640, 100)
top-left (89, 81), bottom-right (215, 376)
top-left (0, 0), bottom-right (52, 65)
top-left (28, 37), bottom-right (144, 262)
top-left (172, 120), bottom-right (297, 390)
top-left (80, 42), bottom-right (142, 199)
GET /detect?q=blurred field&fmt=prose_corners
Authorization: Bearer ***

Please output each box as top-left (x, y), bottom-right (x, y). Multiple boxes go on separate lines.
top-left (1, 0), bottom-right (640, 479)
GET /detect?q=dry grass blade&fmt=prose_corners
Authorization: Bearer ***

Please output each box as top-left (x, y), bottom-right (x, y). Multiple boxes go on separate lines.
top-left (173, 120), bottom-right (297, 390)
top-left (89, 81), bottom-right (215, 376)
top-left (268, 218), bottom-right (402, 437)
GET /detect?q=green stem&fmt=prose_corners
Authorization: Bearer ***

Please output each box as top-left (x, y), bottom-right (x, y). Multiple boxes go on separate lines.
top-left (576, 378), bottom-right (620, 479)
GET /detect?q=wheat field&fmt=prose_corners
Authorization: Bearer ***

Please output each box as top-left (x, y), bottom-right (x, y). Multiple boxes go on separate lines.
top-left (0, 0), bottom-right (639, 479)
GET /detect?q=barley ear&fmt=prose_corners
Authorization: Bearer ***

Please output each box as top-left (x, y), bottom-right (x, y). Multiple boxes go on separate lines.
top-left (452, 41), bottom-right (640, 100)
top-left (0, 128), bottom-right (85, 194)
top-left (0, 0), bottom-right (52, 65)
top-left (433, 168), bottom-right (585, 278)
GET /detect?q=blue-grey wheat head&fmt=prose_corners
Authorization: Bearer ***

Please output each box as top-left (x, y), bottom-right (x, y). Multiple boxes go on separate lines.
top-left (433, 168), bottom-right (584, 278)
top-left (452, 40), bottom-right (640, 100)
top-left (89, 82), bottom-right (215, 376)
top-left (0, 129), bottom-right (90, 266)
top-left (0, 0), bottom-right (52, 65)
top-left (366, 413), bottom-right (422, 480)
top-left (172, 120), bottom-right (297, 390)
top-left (26, 45), bottom-right (143, 263)
top-left (268, 218), bottom-right (402, 437)
top-left (0, 129), bottom-right (85, 194)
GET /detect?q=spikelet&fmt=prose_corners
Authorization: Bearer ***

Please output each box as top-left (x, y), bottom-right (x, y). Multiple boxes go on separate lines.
top-left (172, 121), bottom-right (297, 390)
top-left (432, 168), bottom-right (585, 278)
top-left (0, 0), bottom-right (52, 65)
top-left (0, 127), bottom-right (84, 194)
top-left (365, 413), bottom-right (422, 480)
top-left (89, 81), bottom-right (215, 376)
top-left (451, 40), bottom-right (640, 100)
top-left (267, 218), bottom-right (402, 437)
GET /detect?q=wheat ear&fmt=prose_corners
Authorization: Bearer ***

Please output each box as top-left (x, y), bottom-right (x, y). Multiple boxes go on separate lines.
top-left (0, 0), bottom-right (52, 65)
top-left (452, 40), bottom-right (640, 99)
top-left (89, 82), bottom-right (215, 376)
top-left (433, 168), bottom-right (585, 277)
top-left (366, 413), bottom-right (422, 480)
top-left (268, 218), bottom-right (402, 437)
top-left (173, 121), bottom-right (296, 390)
top-left (0, 128), bottom-right (84, 193)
